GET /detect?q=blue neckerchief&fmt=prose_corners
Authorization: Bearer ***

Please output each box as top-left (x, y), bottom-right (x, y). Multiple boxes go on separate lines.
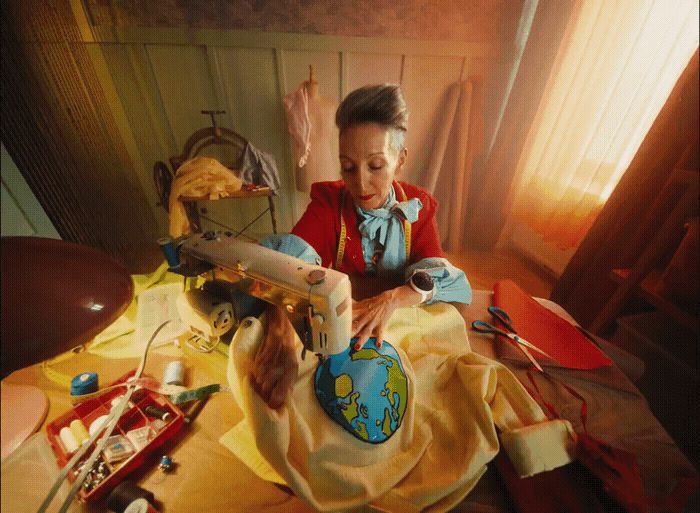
top-left (356, 186), bottom-right (422, 274)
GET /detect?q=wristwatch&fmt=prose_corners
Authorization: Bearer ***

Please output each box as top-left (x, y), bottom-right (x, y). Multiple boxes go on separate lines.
top-left (409, 270), bottom-right (435, 303)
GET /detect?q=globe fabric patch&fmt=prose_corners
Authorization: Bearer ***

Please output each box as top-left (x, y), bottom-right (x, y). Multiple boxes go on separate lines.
top-left (314, 338), bottom-right (409, 444)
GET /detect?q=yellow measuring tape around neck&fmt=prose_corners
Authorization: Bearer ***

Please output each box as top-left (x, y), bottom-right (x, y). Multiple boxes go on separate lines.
top-left (336, 183), bottom-right (411, 270)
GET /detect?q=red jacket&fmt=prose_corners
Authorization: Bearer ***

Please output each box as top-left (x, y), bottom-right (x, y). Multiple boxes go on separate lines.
top-left (291, 180), bottom-right (444, 275)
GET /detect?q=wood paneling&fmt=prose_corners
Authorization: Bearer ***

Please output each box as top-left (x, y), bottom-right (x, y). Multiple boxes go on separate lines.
top-left (3, 0), bottom-right (504, 248)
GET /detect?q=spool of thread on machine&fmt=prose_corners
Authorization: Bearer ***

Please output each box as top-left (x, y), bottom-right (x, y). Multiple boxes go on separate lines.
top-left (157, 237), bottom-right (181, 269)
top-left (163, 361), bottom-right (185, 386)
top-left (71, 372), bottom-right (99, 397)
top-left (107, 481), bottom-right (155, 513)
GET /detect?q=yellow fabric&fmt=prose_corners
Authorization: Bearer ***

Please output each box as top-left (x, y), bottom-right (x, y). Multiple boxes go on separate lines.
top-left (169, 157), bottom-right (243, 238)
top-left (223, 303), bottom-right (576, 512)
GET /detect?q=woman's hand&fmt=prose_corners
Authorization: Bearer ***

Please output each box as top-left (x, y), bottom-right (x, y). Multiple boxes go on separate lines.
top-left (352, 284), bottom-right (423, 350)
top-left (250, 304), bottom-right (298, 410)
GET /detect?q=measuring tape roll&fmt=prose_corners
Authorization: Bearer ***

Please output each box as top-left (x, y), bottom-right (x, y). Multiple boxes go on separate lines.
top-left (106, 481), bottom-right (155, 513)
top-left (70, 372), bottom-right (99, 396)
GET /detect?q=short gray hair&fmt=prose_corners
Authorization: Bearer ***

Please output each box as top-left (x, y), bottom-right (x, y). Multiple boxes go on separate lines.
top-left (336, 84), bottom-right (408, 150)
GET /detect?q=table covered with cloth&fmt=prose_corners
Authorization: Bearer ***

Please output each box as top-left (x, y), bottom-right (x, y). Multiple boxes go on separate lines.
top-left (1, 286), bottom-right (697, 513)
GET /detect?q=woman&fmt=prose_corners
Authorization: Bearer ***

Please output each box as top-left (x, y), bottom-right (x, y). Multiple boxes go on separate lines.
top-left (252, 84), bottom-right (471, 408)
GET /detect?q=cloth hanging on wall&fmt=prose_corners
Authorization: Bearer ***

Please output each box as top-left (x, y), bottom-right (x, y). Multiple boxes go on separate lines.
top-left (284, 81), bottom-right (338, 192)
top-left (237, 142), bottom-right (281, 192)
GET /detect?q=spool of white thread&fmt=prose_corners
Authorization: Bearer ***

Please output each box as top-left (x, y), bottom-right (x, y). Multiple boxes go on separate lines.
top-left (89, 414), bottom-right (110, 437)
top-left (59, 426), bottom-right (79, 453)
top-left (163, 361), bottom-right (185, 386)
top-left (69, 419), bottom-right (90, 445)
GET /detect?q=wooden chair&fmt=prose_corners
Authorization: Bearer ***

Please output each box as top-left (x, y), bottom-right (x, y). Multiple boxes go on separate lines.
top-left (154, 111), bottom-right (277, 237)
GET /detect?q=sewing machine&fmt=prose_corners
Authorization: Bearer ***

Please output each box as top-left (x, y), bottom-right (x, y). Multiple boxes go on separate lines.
top-left (174, 231), bottom-right (352, 357)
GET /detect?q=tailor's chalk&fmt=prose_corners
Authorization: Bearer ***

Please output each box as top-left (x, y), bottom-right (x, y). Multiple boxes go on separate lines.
top-left (125, 426), bottom-right (153, 451)
top-left (71, 372), bottom-right (99, 396)
top-left (102, 435), bottom-right (135, 463)
top-left (59, 426), bottom-right (79, 453)
top-left (163, 361), bottom-right (185, 386)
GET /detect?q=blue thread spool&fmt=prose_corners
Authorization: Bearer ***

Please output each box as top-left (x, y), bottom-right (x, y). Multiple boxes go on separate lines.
top-left (158, 455), bottom-right (173, 472)
top-left (157, 237), bottom-right (181, 269)
top-left (71, 372), bottom-right (99, 396)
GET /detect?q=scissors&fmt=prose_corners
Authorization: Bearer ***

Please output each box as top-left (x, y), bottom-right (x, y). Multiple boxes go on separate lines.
top-left (472, 306), bottom-right (553, 372)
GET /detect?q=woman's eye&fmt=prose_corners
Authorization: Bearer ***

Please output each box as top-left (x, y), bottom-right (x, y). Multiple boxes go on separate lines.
top-left (341, 164), bottom-right (355, 173)
top-left (369, 161), bottom-right (384, 171)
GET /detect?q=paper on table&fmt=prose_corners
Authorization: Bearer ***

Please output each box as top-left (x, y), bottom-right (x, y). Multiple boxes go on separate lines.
top-left (219, 419), bottom-right (286, 485)
top-left (135, 283), bottom-right (185, 350)
top-left (493, 280), bottom-right (612, 370)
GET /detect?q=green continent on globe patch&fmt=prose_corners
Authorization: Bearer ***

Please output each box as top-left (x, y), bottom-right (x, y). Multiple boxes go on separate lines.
top-left (340, 392), bottom-right (362, 432)
top-left (356, 421), bottom-right (369, 440)
top-left (384, 355), bottom-right (408, 421)
top-left (335, 373), bottom-right (353, 398)
top-left (381, 408), bottom-right (392, 437)
top-left (342, 392), bottom-right (369, 441)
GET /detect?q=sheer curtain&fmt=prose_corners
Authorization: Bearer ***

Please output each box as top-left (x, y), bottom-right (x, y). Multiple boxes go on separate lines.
top-left (506, 0), bottom-right (699, 250)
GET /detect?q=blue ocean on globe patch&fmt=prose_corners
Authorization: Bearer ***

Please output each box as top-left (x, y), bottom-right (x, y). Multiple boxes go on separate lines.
top-left (314, 338), bottom-right (409, 444)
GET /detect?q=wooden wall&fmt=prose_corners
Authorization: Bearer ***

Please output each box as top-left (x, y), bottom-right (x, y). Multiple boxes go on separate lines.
top-left (93, 28), bottom-right (495, 237)
top-left (2, 0), bottom-right (521, 259)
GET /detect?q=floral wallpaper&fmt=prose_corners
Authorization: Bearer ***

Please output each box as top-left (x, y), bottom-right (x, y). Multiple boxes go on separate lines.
top-left (85, 0), bottom-right (522, 43)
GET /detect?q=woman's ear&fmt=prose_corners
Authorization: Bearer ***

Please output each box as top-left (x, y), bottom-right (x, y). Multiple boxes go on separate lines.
top-left (396, 147), bottom-right (408, 172)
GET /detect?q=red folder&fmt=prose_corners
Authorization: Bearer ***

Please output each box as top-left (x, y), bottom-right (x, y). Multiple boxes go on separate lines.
top-left (493, 280), bottom-right (611, 370)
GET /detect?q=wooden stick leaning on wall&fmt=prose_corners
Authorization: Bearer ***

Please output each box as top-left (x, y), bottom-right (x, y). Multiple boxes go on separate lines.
top-left (447, 80), bottom-right (474, 253)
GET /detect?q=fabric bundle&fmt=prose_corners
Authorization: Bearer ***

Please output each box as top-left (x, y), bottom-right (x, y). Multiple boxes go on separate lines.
top-left (223, 302), bottom-right (576, 512)
top-left (168, 157), bottom-right (243, 238)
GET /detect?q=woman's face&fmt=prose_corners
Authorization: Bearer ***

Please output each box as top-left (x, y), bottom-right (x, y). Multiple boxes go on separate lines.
top-left (339, 123), bottom-right (406, 210)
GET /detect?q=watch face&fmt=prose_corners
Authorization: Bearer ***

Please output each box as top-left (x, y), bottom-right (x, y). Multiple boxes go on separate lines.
top-left (411, 271), bottom-right (434, 292)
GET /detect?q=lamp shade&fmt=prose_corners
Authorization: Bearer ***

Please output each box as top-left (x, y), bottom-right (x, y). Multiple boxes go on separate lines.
top-left (1, 237), bottom-right (133, 377)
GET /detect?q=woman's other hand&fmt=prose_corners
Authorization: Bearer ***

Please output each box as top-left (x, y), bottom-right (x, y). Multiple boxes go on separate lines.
top-left (352, 285), bottom-right (423, 350)
top-left (250, 304), bottom-right (298, 409)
